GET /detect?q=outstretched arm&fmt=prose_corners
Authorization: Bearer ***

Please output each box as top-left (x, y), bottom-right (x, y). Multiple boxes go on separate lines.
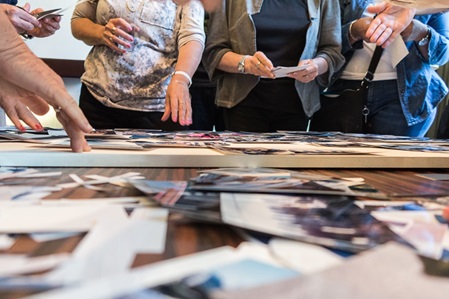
top-left (0, 11), bottom-right (92, 152)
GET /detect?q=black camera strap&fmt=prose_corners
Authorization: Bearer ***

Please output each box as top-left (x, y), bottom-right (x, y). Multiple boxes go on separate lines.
top-left (360, 45), bottom-right (384, 124)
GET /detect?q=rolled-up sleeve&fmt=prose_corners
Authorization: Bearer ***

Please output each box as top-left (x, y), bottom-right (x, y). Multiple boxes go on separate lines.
top-left (424, 13), bottom-right (449, 66)
top-left (178, 1), bottom-right (205, 50)
top-left (71, 0), bottom-right (98, 23)
top-left (202, 3), bottom-right (233, 82)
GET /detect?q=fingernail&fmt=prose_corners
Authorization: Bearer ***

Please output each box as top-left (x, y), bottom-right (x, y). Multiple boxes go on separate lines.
top-left (19, 125), bottom-right (26, 132)
top-left (34, 123), bottom-right (43, 131)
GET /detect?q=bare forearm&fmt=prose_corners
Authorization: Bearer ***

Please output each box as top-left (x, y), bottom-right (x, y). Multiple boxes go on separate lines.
top-left (312, 57), bottom-right (328, 76)
top-left (416, 8), bottom-right (449, 14)
top-left (217, 52), bottom-right (247, 74)
top-left (174, 41), bottom-right (203, 80)
top-left (71, 18), bottom-right (105, 46)
top-left (0, 12), bottom-right (66, 100)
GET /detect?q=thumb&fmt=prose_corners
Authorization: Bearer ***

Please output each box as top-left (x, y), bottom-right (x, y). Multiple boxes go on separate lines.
top-left (366, 2), bottom-right (387, 14)
top-left (22, 2), bottom-right (31, 12)
top-left (20, 95), bottom-right (50, 116)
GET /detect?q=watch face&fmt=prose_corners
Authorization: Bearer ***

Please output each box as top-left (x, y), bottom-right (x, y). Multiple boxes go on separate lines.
top-left (238, 63), bottom-right (245, 73)
top-left (418, 28), bottom-right (430, 46)
top-left (418, 36), bottom-right (429, 46)
top-left (238, 55), bottom-right (248, 74)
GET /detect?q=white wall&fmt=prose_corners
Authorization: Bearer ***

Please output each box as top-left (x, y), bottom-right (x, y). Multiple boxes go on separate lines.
top-left (23, 0), bottom-right (91, 60)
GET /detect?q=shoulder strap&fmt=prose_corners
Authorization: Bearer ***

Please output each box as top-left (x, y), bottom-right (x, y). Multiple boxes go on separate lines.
top-left (361, 46), bottom-right (384, 88)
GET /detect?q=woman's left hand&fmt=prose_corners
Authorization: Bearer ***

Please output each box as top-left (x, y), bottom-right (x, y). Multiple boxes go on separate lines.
top-left (287, 59), bottom-right (318, 83)
top-left (162, 79), bottom-right (192, 126)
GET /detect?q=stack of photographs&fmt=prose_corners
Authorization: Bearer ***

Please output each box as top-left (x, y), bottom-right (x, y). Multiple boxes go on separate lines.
top-left (130, 168), bottom-right (410, 253)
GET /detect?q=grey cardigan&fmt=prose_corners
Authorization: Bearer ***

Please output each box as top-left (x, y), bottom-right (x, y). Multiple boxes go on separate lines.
top-left (203, 0), bottom-right (344, 118)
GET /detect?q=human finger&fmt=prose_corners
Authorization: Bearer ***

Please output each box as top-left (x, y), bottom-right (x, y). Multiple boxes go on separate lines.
top-left (366, 1), bottom-right (387, 15)
top-left (17, 5), bottom-right (40, 27)
top-left (253, 51), bottom-right (274, 71)
top-left (103, 20), bottom-right (136, 53)
top-left (246, 54), bottom-right (274, 78)
top-left (105, 19), bottom-right (137, 40)
top-left (365, 21), bottom-right (379, 41)
top-left (248, 58), bottom-right (272, 78)
top-left (1, 97), bottom-right (26, 131)
top-left (49, 97), bottom-right (92, 135)
top-left (161, 86), bottom-right (178, 122)
top-left (368, 22), bottom-right (388, 44)
top-left (178, 93), bottom-right (192, 126)
top-left (40, 17), bottom-right (61, 32)
top-left (373, 26), bottom-right (394, 47)
top-left (288, 60), bottom-right (317, 83)
top-left (171, 83), bottom-right (191, 125)
top-left (7, 7), bottom-right (39, 31)
top-left (14, 101), bottom-right (44, 131)
top-left (19, 94), bottom-right (50, 115)
top-left (31, 22), bottom-right (59, 37)
top-left (161, 107), bottom-right (171, 122)
top-left (40, 15), bottom-right (61, 24)
top-left (55, 109), bottom-right (91, 152)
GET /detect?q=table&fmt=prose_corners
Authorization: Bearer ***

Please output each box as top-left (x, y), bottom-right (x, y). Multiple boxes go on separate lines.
top-left (1, 166), bottom-right (449, 298)
top-left (2, 139), bottom-right (449, 168)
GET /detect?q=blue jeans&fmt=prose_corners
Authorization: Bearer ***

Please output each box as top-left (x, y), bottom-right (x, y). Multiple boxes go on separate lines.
top-left (329, 79), bottom-right (436, 137)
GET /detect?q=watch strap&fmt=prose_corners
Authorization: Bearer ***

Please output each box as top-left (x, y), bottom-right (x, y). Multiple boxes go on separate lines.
top-left (238, 55), bottom-right (249, 74)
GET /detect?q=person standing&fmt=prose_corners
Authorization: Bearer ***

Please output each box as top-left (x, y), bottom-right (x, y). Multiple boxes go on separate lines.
top-left (71, 0), bottom-right (205, 130)
top-left (316, 0), bottom-right (449, 137)
top-left (203, 0), bottom-right (344, 133)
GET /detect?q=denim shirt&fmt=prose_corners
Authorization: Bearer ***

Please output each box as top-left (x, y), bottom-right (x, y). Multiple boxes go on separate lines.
top-left (334, 0), bottom-right (449, 126)
top-left (203, 0), bottom-right (344, 118)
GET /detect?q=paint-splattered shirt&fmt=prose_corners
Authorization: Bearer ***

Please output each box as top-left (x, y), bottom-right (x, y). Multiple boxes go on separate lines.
top-left (72, 0), bottom-right (204, 112)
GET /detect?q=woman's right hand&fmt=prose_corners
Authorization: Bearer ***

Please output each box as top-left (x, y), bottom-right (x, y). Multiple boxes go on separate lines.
top-left (103, 18), bottom-right (140, 54)
top-left (244, 51), bottom-right (275, 79)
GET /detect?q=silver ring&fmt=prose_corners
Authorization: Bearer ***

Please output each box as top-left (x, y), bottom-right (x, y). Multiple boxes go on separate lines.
top-left (256, 61), bottom-right (261, 69)
top-left (111, 26), bottom-right (116, 34)
top-left (109, 36), bottom-right (113, 42)
top-left (54, 106), bottom-right (62, 113)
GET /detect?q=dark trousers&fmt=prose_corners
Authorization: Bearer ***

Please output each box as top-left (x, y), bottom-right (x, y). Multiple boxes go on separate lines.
top-left (223, 104), bottom-right (308, 133)
top-left (79, 84), bottom-right (185, 131)
top-left (189, 84), bottom-right (224, 131)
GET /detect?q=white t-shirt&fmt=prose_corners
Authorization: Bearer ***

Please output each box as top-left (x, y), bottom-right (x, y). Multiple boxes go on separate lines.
top-left (340, 2), bottom-right (398, 81)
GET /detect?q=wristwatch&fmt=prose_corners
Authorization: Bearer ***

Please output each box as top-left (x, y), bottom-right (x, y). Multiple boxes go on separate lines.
top-left (20, 32), bottom-right (34, 40)
top-left (418, 27), bottom-right (430, 46)
top-left (237, 55), bottom-right (249, 74)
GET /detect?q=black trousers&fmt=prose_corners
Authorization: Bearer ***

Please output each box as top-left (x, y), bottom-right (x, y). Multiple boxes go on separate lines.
top-left (79, 84), bottom-right (185, 131)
